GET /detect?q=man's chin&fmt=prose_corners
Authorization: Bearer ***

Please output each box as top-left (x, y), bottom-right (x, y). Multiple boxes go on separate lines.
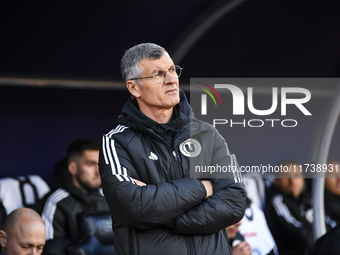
top-left (91, 183), bottom-right (102, 190)
top-left (166, 98), bottom-right (180, 109)
top-left (82, 183), bottom-right (101, 192)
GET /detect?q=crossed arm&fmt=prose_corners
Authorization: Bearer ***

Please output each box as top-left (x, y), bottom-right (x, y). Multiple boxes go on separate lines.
top-left (133, 178), bottom-right (214, 199)
top-left (99, 133), bottom-right (246, 234)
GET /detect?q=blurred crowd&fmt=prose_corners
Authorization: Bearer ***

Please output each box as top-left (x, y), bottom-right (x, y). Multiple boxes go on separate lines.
top-left (0, 139), bottom-right (339, 255)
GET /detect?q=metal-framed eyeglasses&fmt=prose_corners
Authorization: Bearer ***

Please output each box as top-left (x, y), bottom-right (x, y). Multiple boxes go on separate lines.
top-left (129, 65), bottom-right (183, 84)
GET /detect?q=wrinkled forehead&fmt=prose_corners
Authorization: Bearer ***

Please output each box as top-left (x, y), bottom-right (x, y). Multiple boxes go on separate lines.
top-left (139, 53), bottom-right (174, 73)
top-left (133, 49), bottom-right (166, 65)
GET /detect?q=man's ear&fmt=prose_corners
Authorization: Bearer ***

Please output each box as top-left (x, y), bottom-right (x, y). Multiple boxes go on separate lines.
top-left (0, 230), bottom-right (7, 249)
top-left (68, 161), bottom-right (77, 176)
top-left (126, 80), bottom-right (141, 98)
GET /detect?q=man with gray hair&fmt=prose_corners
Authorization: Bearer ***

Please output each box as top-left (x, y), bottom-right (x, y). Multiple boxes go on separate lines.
top-left (99, 42), bottom-right (245, 255)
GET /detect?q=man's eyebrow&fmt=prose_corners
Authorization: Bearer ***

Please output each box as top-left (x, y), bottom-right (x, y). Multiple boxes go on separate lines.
top-left (151, 65), bottom-right (175, 73)
top-left (86, 160), bottom-right (98, 163)
top-left (150, 67), bottom-right (163, 73)
top-left (21, 242), bottom-right (34, 247)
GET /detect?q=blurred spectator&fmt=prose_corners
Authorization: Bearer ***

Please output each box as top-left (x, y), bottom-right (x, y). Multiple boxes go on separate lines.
top-left (226, 219), bottom-right (252, 255)
top-left (265, 159), bottom-right (313, 255)
top-left (37, 138), bottom-right (109, 255)
top-left (0, 207), bottom-right (46, 255)
top-left (304, 158), bottom-right (340, 255)
top-left (239, 198), bottom-right (278, 255)
top-left (324, 159), bottom-right (340, 228)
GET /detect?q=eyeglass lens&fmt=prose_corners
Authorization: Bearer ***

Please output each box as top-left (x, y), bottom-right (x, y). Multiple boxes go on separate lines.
top-left (154, 66), bottom-right (182, 83)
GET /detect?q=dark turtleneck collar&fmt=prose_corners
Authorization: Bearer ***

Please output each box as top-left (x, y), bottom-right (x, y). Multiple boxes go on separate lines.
top-left (117, 89), bottom-right (192, 148)
top-left (120, 89), bottom-right (191, 129)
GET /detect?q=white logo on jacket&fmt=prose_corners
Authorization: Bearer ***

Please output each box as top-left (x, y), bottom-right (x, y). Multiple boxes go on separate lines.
top-left (149, 151), bottom-right (158, 161)
top-left (179, 138), bottom-right (202, 157)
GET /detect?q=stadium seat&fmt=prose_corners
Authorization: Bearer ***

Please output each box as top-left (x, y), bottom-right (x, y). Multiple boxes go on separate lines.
top-left (0, 175), bottom-right (50, 215)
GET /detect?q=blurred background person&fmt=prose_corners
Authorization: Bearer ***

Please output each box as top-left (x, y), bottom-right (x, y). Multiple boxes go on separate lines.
top-left (227, 196), bottom-right (278, 255)
top-left (238, 197), bottom-right (278, 255)
top-left (0, 207), bottom-right (46, 255)
top-left (265, 159), bottom-right (313, 255)
top-left (37, 138), bottom-right (109, 255)
top-left (226, 219), bottom-right (252, 255)
top-left (324, 158), bottom-right (340, 229)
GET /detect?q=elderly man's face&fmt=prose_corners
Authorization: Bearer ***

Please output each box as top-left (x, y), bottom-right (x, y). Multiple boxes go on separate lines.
top-left (133, 54), bottom-right (180, 112)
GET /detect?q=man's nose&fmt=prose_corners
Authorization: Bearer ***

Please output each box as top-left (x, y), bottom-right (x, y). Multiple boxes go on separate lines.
top-left (164, 71), bottom-right (177, 83)
top-left (95, 164), bottom-right (100, 175)
top-left (288, 178), bottom-right (295, 186)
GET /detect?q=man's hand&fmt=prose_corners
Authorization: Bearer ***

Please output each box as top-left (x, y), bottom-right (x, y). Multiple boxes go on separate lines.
top-left (231, 241), bottom-right (252, 255)
top-left (132, 178), bottom-right (147, 186)
top-left (201, 180), bottom-right (213, 199)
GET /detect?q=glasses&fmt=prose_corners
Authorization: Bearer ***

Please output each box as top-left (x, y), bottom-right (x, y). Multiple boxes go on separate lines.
top-left (130, 65), bottom-right (183, 84)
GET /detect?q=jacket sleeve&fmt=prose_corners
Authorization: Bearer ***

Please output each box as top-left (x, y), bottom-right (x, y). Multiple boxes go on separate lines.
top-left (99, 133), bottom-right (207, 230)
top-left (165, 132), bottom-right (246, 235)
top-left (40, 191), bottom-right (71, 255)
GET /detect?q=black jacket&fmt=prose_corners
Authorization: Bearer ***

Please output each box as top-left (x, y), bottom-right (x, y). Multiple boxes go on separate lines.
top-left (265, 184), bottom-right (313, 255)
top-left (39, 173), bottom-right (109, 255)
top-left (305, 224), bottom-right (340, 255)
top-left (324, 189), bottom-right (340, 227)
top-left (99, 90), bottom-right (246, 255)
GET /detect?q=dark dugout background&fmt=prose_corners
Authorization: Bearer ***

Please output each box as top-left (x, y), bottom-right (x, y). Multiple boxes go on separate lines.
top-left (1, 0), bottom-right (340, 184)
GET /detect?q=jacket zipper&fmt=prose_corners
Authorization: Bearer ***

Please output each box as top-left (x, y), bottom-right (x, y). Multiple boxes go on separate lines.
top-left (126, 117), bottom-right (187, 180)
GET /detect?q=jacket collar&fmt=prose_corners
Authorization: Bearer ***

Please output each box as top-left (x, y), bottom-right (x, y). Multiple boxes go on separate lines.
top-left (119, 89), bottom-right (191, 133)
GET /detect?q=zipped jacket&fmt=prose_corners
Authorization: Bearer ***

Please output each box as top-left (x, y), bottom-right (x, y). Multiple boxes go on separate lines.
top-left (99, 90), bottom-right (246, 255)
top-left (265, 184), bottom-right (313, 255)
top-left (39, 174), bottom-right (109, 255)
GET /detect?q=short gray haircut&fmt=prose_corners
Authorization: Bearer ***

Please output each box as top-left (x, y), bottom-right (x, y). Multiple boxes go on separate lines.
top-left (121, 43), bottom-right (168, 84)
